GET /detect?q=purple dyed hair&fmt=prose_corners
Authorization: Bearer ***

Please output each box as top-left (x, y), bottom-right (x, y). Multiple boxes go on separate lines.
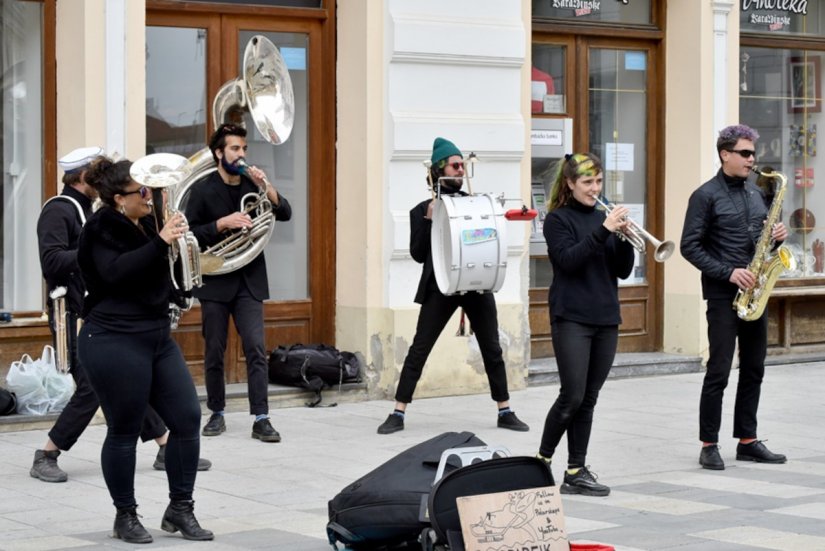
top-left (717, 124), bottom-right (760, 153)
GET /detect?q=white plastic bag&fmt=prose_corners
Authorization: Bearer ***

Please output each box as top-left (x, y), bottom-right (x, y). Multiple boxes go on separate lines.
top-left (40, 346), bottom-right (75, 413)
top-left (5, 354), bottom-right (50, 415)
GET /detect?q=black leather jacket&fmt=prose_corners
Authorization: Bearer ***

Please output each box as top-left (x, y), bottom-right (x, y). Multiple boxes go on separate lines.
top-left (680, 169), bottom-right (770, 300)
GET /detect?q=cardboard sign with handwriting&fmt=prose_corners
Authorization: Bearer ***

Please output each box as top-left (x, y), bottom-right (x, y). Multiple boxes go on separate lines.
top-left (456, 486), bottom-right (567, 551)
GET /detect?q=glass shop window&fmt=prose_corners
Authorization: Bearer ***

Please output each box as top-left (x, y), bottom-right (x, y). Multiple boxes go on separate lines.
top-left (740, 46), bottom-right (825, 278)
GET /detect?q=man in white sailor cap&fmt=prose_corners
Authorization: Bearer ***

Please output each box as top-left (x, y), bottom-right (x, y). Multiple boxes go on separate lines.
top-left (31, 147), bottom-right (212, 483)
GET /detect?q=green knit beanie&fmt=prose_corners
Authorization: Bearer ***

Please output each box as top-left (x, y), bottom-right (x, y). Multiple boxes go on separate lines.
top-left (431, 137), bottom-right (462, 165)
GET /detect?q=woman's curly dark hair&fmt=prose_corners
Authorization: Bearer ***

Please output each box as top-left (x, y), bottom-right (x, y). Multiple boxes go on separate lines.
top-left (84, 158), bottom-right (133, 208)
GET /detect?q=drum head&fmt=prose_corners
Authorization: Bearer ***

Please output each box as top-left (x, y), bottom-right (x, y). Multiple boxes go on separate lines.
top-left (430, 194), bottom-right (507, 295)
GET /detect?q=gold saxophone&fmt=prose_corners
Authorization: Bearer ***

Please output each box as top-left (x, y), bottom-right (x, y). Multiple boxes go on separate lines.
top-left (733, 167), bottom-right (797, 321)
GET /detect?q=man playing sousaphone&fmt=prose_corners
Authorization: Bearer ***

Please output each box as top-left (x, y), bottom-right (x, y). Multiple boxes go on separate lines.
top-left (376, 137), bottom-right (529, 435)
top-left (185, 124), bottom-right (292, 443)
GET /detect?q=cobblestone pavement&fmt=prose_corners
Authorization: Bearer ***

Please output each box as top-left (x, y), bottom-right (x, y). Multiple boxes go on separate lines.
top-left (1, 362), bottom-right (823, 550)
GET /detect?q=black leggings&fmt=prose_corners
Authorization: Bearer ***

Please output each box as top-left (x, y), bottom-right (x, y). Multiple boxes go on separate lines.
top-left (48, 312), bottom-right (167, 451)
top-left (539, 319), bottom-right (617, 467)
top-left (78, 322), bottom-right (201, 508)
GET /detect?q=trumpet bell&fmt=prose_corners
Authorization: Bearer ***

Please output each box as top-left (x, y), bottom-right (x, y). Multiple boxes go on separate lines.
top-left (654, 240), bottom-right (675, 263)
top-left (130, 153), bottom-right (192, 188)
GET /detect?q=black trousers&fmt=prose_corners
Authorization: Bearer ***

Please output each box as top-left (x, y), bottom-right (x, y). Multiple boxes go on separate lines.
top-left (700, 299), bottom-right (767, 443)
top-left (201, 285), bottom-right (269, 415)
top-left (48, 312), bottom-right (166, 451)
top-left (539, 320), bottom-right (617, 467)
top-left (78, 322), bottom-right (201, 509)
top-left (394, 291), bottom-right (510, 404)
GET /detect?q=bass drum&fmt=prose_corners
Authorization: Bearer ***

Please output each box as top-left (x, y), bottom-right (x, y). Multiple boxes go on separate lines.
top-left (430, 194), bottom-right (507, 295)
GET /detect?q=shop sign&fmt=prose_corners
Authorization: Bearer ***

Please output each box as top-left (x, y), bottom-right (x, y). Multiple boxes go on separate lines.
top-left (550, 0), bottom-right (629, 17)
top-left (741, 0), bottom-right (808, 32)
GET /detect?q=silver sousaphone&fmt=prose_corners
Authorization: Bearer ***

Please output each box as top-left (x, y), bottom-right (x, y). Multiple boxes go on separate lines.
top-left (173, 35), bottom-right (295, 275)
top-left (129, 153), bottom-right (224, 327)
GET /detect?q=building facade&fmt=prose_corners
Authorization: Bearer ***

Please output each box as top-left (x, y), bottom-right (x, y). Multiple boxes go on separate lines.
top-left (0, 0), bottom-right (822, 402)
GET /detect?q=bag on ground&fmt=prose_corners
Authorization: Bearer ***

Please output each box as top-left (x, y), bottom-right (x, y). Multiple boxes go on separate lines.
top-left (5, 346), bottom-right (74, 415)
top-left (0, 386), bottom-right (17, 415)
top-left (326, 431), bottom-right (486, 550)
top-left (39, 346), bottom-right (74, 413)
top-left (268, 343), bottom-right (360, 406)
top-left (5, 353), bottom-right (50, 415)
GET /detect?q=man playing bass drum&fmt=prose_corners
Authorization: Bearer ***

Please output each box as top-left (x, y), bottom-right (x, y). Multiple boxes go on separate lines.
top-left (376, 137), bottom-right (529, 435)
top-left (185, 123), bottom-right (292, 443)
top-left (681, 124), bottom-right (788, 471)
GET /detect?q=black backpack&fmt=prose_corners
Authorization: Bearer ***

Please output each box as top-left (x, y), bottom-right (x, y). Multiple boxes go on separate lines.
top-left (0, 387), bottom-right (17, 416)
top-left (268, 343), bottom-right (361, 407)
top-left (327, 431), bottom-right (486, 550)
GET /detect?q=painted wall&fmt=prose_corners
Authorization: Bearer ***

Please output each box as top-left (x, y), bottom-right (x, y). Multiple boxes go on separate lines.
top-left (337, 0), bottom-right (531, 401)
top-left (56, 0), bottom-right (145, 180)
top-left (664, 0), bottom-right (740, 358)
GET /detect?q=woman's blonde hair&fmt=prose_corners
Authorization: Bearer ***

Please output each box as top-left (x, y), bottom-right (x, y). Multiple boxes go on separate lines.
top-left (547, 153), bottom-right (603, 211)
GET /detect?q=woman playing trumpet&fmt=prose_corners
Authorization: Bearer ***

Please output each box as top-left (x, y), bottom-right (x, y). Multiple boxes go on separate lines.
top-left (537, 153), bottom-right (634, 496)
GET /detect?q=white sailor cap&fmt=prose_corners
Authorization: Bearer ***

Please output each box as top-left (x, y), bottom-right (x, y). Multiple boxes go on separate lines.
top-left (58, 146), bottom-right (104, 173)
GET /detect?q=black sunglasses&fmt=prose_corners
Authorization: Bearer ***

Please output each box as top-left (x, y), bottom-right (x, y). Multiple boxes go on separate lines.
top-left (727, 149), bottom-right (756, 159)
top-left (119, 186), bottom-right (150, 199)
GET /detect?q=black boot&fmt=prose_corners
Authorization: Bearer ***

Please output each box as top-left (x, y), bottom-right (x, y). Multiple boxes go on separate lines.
top-left (113, 506), bottom-right (153, 544)
top-left (161, 500), bottom-right (214, 541)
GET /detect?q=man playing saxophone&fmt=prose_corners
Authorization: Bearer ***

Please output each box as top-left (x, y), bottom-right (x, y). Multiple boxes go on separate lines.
top-left (680, 124), bottom-right (788, 471)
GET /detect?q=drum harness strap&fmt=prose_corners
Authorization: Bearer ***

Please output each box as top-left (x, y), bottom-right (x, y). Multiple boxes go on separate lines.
top-left (456, 308), bottom-right (474, 337)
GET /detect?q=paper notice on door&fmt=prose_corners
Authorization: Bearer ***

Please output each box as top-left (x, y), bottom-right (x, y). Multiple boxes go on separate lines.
top-left (605, 143), bottom-right (634, 172)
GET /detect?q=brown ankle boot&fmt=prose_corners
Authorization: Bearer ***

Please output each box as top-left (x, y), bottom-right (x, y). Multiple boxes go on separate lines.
top-left (161, 500), bottom-right (214, 541)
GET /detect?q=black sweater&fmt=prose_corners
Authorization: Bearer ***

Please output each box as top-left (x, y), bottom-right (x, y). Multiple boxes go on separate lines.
top-left (78, 207), bottom-right (172, 332)
top-left (543, 199), bottom-right (635, 325)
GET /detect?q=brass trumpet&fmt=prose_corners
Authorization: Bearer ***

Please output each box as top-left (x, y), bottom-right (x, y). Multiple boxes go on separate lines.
top-left (591, 195), bottom-right (674, 262)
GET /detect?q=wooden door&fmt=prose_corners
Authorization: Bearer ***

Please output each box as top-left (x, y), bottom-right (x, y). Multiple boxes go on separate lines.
top-left (146, 4), bottom-right (335, 384)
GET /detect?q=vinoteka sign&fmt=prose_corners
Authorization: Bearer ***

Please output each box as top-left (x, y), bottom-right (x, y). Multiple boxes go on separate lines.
top-left (741, 0), bottom-right (808, 15)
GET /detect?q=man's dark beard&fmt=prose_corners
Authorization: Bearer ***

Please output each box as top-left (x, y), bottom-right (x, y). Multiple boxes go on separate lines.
top-left (438, 177), bottom-right (463, 194)
top-left (221, 157), bottom-right (243, 175)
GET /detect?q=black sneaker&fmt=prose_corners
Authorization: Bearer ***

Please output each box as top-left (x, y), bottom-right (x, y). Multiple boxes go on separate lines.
top-left (201, 413), bottom-right (226, 437)
top-left (736, 440), bottom-right (786, 464)
top-left (251, 418), bottom-right (281, 442)
top-left (377, 413), bottom-right (404, 434)
top-left (153, 445), bottom-right (213, 471)
top-left (497, 411), bottom-right (530, 432)
top-left (560, 467), bottom-right (610, 497)
top-left (30, 450), bottom-right (68, 483)
top-left (699, 444), bottom-right (725, 470)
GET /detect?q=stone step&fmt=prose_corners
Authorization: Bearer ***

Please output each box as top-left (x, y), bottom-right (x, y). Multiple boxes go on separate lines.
top-left (527, 352), bottom-right (704, 387)
top-left (0, 381), bottom-right (369, 434)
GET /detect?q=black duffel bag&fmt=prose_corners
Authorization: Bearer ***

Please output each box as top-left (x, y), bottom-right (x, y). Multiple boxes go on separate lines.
top-left (327, 431), bottom-right (486, 550)
top-left (268, 343), bottom-right (361, 407)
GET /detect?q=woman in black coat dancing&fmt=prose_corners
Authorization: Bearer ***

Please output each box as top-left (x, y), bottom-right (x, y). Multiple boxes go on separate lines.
top-left (77, 158), bottom-right (212, 543)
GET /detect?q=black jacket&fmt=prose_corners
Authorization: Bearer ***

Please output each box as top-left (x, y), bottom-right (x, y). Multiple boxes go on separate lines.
top-left (78, 207), bottom-right (172, 327)
top-left (410, 190), bottom-right (470, 304)
top-left (185, 171), bottom-right (292, 302)
top-left (680, 169), bottom-right (770, 300)
top-left (37, 186), bottom-right (94, 315)
top-left (543, 199), bottom-right (635, 325)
